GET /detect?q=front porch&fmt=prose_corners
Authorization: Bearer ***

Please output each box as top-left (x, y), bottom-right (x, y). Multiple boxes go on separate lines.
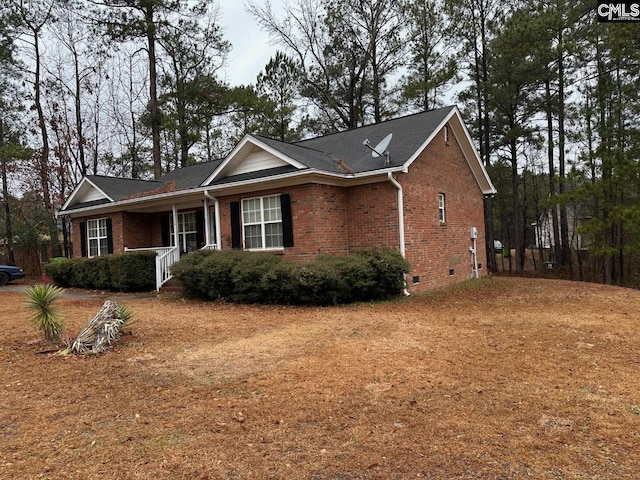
top-left (122, 195), bottom-right (222, 291)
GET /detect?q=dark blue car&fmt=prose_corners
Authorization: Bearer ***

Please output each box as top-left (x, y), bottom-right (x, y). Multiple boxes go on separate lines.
top-left (0, 264), bottom-right (25, 286)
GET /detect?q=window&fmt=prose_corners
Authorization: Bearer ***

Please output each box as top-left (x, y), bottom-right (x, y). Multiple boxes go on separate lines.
top-left (87, 218), bottom-right (108, 257)
top-left (170, 211), bottom-right (198, 253)
top-left (438, 193), bottom-right (446, 223)
top-left (242, 195), bottom-right (283, 249)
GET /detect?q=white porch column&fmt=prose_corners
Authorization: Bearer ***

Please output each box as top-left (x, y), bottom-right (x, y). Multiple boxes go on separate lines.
top-left (172, 204), bottom-right (179, 251)
top-left (205, 191), bottom-right (222, 249)
top-left (203, 194), bottom-right (211, 246)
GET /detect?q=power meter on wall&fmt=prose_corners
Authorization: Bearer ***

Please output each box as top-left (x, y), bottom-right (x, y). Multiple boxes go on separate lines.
top-left (470, 227), bottom-right (478, 239)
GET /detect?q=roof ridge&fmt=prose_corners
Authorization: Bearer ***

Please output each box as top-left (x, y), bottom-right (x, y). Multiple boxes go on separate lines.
top-left (295, 106), bottom-right (456, 144)
top-left (88, 174), bottom-right (161, 183)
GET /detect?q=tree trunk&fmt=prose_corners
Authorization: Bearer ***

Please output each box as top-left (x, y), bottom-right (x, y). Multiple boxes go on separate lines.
top-left (545, 78), bottom-right (561, 264)
top-left (0, 119), bottom-right (15, 265)
top-left (146, 5), bottom-right (162, 179)
top-left (557, 30), bottom-right (570, 268)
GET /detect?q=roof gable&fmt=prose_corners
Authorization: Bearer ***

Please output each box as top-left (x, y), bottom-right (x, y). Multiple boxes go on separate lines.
top-left (60, 177), bottom-right (111, 212)
top-left (60, 175), bottom-right (162, 212)
top-left (203, 136), bottom-right (307, 185)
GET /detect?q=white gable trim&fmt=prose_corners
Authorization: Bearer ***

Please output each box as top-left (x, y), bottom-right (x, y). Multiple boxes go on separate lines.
top-left (203, 135), bottom-right (306, 186)
top-left (59, 177), bottom-right (114, 211)
top-left (403, 107), bottom-right (496, 195)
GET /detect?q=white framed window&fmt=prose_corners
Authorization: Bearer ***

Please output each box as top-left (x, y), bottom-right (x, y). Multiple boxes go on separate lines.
top-left (170, 211), bottom-right (198, 252)
top-left (87, 218), bottom-right (108, 257)
top-left (242, 195), bottom-right (283, 249)
top-left (438, 193), bottom-right (446, 223)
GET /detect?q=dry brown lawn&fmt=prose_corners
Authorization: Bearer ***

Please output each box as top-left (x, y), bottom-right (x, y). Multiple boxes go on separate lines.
top-left (1, 276), bottom-right (639, 479)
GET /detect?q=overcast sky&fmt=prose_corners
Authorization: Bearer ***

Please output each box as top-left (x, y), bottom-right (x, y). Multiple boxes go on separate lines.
top-left (220, 2), bottom-right (283, 87)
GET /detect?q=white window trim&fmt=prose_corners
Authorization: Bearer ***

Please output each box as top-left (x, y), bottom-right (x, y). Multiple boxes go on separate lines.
top-left (87, 217), bottom-right (108, 258)
top-left (438, 193), bottom-right (446, 223)
top-left (241, 195), bottom-right (284, 251)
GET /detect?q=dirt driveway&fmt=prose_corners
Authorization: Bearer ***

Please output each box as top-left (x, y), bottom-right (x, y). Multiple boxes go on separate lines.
top-left (1, 276), bottom-right (639, 479)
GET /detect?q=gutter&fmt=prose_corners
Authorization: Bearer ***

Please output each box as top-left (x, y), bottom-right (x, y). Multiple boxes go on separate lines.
top-left (58, 167), bottom-right (407, 218)
top-left (387, 171), bottom-right (410, 296)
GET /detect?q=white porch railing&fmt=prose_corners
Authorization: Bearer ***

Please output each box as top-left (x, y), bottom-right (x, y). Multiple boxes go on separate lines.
top-left (201, 243), bottom-right (218, 250)
top-left (124, 246), bottom-right (180, 291)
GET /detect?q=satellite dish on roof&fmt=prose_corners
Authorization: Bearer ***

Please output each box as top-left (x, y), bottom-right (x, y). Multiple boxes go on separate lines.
top-left (362, 133), bottom-right (393, 165)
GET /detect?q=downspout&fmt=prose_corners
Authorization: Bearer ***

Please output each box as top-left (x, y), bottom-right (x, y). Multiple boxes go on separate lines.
top-left (204, 190), bottom-right (222, 249)
top-left (388, 171), bottom-right (410, 296)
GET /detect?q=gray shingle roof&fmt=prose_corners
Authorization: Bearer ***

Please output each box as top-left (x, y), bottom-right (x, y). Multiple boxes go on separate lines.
top-left (87, 175), bottom-right (162, 201)
top-left (83, 160), bottom-right (222, 202)
top-left (158, 160), bottom-right (223, 189)
top-left (247, 107), bottom-right (454, 176)
top-left (62, 106), bottom-right (467, 214)
top-left (294, 106), bottom-right (454, 173)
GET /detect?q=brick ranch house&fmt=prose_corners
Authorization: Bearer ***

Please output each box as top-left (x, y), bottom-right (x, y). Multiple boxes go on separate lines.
top-left (58, 106), bottom-right (496, 292)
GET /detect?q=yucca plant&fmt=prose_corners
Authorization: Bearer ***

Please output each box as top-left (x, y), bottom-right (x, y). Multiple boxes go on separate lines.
top-left (117, 304), bottom-right (135, 329)
top-left (25, 284), bottom-right (65, 343)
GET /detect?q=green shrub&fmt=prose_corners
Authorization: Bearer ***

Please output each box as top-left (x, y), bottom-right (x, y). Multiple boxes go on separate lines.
top-left (354, 247), bottom-right (410, 298)
top-left (71, 258), bottom-right (92, 287)
top-left (46, 252), bottom-right (155, 292)
top-left (171, 249), bottom-right (245, 300)
top-left (170, 248), bottom-right (410, 305)
top-left (91, 256), bottom-right (112, 289)
top-left (230, 252), bottom-right (284, 303)
top-left (108, 252), bottom-right (156, 292)
top-left (294, 260), bottom-right (346, 305)
top-left (44, 259), bottom-right (75, 287)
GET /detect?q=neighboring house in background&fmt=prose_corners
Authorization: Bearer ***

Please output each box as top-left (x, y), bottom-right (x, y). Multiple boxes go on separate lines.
top-left (531, 206), bottom-right (591, 256)
top-left (58, 106), bottom-right (497, 292)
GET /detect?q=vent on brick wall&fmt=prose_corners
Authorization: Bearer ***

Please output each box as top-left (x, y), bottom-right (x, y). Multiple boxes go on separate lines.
top-left (449, 268), bottom-right (455, 276)
top-left (412, 276), bottom-right (420, 284)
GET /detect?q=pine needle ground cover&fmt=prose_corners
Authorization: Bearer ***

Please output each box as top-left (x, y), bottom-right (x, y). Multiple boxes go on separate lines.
top-left (1, 277), bottom-right (639, 479)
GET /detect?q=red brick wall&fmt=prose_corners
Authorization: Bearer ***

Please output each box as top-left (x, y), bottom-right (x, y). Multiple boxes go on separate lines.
top-left (399, 127), bottom-right (487, 291)
top-left (122, 212), bottom-right (163, 249)
top-left (70, 211), bottom-right (176, 258)
top-left (345, 182), bottom-right (399, 251)
top-left (217, 184), bottom-right (350, 259)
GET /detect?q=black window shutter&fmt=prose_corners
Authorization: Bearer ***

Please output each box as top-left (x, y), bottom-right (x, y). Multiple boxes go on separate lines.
top-left (196, 210), bottom-right (204, 247)
top-left (230, 201), bottom-right (241, 249)
top-left (161, 214), bottom-right (170, 247)
top-left (106, 218), bottom-right (114, 254)
top-left (281, 194), bottom-right (294, 247)
top-left (80, 222), bottom-right (87, 257)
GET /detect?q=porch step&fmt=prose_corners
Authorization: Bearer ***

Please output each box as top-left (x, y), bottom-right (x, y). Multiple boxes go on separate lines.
top-left (159, 279), bottom-right (182, 295)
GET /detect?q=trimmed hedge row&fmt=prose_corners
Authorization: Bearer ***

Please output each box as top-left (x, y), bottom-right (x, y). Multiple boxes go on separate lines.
top-left (44, 251), bottom-right (156, 292)
top-left (171, 248), bottom-right (410, 305)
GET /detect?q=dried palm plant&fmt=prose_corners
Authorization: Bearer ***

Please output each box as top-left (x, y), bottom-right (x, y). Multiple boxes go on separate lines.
top-left (70, 300), bottom-right (134, 354)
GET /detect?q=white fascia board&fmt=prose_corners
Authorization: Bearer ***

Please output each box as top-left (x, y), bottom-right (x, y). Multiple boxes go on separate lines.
top-left (58, 186), bottom-right (204, 217)
top-left (59, 177), bottom-right (114, 212)
top-left (60, 167), bottom-right (405, 217)
top-left (202, 135), bottom-right (306, 186)
top-left (202, 167), bottom-right (405, 194)
top-left (403, 107), bottom-right (496, 195)
top-left (448, 110), bottom-right (497, 195)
